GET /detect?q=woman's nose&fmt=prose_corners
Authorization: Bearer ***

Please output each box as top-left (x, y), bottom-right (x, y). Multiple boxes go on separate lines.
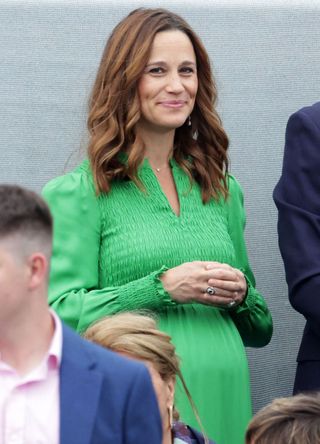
top-left (165, 74), bottom-right (184, 93)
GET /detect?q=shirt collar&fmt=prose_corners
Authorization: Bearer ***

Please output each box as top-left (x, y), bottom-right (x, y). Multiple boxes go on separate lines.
top-left (48, 309), bottom-right (63, 369)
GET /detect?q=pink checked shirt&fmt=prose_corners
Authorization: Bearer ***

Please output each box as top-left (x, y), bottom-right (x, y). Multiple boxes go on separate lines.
top-left (0, 311), bottom-right (62, 444)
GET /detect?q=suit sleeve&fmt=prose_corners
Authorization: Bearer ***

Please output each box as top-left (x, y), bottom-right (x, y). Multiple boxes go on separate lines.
top-left (226, 175), bottom-right (273, 347)
top-left (43, 165), bottom-right (175, 333)
top-left (273, 108), bottom-right (320, 337)
top-left (124, 365), bottom-right (162, 444)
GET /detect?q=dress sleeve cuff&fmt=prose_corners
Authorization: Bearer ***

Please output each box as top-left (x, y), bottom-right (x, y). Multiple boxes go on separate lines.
top-left (226, 275), bottom-right (255, 313)
top-left (153, 266), bottom-right (177, 308)
top-left (116, 266), bottom-right (176, 312)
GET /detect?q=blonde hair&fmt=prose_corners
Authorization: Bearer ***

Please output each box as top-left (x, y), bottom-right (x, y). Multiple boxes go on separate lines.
top-left (87, 8), bottom-right (229, 203)
top-left (245, 393), bottom-right (320, 444)
top-left (84, 312), bottom-right (208, 443)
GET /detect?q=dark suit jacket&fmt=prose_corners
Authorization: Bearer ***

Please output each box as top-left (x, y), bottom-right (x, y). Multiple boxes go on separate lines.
top-left (273, 102), bottom-right (320, 389)
top-left (59, 324), bottom-right (162, 444)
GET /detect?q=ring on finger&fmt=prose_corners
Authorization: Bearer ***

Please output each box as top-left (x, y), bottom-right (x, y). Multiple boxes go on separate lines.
top-left (206, 286), bottom-right (216, 296)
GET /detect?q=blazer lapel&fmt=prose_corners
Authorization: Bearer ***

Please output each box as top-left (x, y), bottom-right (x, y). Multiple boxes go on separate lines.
top-left (59, 325), bottom-right (103, 444)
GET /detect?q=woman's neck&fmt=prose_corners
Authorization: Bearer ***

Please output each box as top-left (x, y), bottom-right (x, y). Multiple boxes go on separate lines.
top-left (137, 125), bottom-right (175, 167)
top-left (162, 428), bottom-right (173, 444)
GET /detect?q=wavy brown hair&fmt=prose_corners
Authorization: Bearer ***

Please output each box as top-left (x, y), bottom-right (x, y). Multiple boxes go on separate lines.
top-left (88, 8), bottom-right (229, 203)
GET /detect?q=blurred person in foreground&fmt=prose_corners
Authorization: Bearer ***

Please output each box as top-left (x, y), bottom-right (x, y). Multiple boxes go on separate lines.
top-left (245, 392), bottom-right (320, 444)
top-left (84, 312), bottom-right (215, 444)
top-left (0, 185), bottom-right (162, 444)
top-left (43, 8), bottom-right (273, 443)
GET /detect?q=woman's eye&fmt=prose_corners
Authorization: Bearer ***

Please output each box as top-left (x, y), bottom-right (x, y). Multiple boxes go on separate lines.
top-left (180, 66), bottom-right (195, 74)
top-left (148, 67), bottom-right (165, 74)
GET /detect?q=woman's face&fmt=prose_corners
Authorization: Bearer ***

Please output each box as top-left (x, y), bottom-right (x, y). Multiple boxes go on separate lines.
top-left (138, 30), bottom-right (198, 133)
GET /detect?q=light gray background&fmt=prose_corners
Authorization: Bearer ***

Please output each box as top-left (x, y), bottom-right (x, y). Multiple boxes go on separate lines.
top-left (1, 0), bottom-right (319, 414)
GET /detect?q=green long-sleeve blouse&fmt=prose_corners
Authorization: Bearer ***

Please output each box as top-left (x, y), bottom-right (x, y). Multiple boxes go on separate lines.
top-left (43, 159), bottom-right (272, 343)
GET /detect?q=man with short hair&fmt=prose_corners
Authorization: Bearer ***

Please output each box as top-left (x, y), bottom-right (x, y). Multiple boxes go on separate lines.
top-left (0, 184), bottom-right (162, 444)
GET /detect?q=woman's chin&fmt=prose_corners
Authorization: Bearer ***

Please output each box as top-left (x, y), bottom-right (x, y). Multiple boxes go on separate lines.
top-left (159, 119), bottom-right (189, 130)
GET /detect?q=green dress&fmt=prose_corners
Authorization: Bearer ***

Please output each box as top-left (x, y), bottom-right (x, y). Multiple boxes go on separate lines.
top-left (43, 159), bottom-right (272, 444)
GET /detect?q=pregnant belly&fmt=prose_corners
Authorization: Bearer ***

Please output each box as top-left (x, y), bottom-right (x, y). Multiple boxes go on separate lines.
top-left (158, 303), bottom-right (248, 376)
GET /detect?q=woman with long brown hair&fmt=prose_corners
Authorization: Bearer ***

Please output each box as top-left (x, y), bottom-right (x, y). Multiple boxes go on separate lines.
top-left (43, 8), bottom-right (272, 443)
top-left (84, 312), bottom-right (215, 444)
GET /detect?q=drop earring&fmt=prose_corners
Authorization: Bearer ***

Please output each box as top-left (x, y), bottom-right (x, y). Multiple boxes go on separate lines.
top-left (167, 405), bottom-right (173, 429)
top-left (188, 115), bottom-right (192, 127)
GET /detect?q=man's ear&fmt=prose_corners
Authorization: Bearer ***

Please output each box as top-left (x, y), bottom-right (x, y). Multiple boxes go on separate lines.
top-left (27, 252), bottom-right (48, 290)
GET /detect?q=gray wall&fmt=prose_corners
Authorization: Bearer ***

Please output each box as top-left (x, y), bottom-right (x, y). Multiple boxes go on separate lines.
top-left (1, 0), bottom-right (319, 413)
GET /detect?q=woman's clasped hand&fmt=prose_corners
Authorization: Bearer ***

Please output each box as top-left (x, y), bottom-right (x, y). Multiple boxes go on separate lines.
top-left (160, 261), bottom-right (247, 307)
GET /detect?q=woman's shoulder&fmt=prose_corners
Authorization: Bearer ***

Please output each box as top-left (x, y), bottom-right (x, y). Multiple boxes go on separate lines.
top-left (187, 424), bottom-right (216, 444)
top-left (226, 173), bottom-right (243, 197)
top-left (221, 173), bottom-right (244, 210)
top-left (42, 159), bottom-right (96, 199)
top-left (173, 422), bottom-right (216, 444)
top-left (42, 160), bottom-right (102, 235)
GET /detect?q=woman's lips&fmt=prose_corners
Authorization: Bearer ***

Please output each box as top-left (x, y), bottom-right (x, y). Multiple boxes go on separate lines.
top-left (158, 100), bottom-right (187, 108)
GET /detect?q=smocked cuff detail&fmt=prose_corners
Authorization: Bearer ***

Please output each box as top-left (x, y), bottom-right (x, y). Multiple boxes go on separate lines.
top-left (116, 266), bottom-right (176, 313)
top-left (154, 265), bottom-right (177, 307)
top-left (230, 277), bottom-right (256, 313)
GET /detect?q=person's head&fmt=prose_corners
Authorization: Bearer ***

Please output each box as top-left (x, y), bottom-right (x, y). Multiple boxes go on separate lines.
top-left (88, 8), bottom-right (228, 203)
top-left (0, 185), bottom-right (52, 322)
top-left (245, 393), bottom-right (320, 444)
top-left (84, 312), bottom-right (208, 442)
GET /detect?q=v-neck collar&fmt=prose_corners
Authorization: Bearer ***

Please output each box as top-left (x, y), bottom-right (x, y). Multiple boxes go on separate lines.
top-left (140, 157), bottom-right (187, 220)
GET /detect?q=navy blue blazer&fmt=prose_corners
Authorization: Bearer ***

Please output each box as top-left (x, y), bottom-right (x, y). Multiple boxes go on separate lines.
top-left (273, 102), bottom-right (320, 386)
top-left (59, 324), bottom-right (162, 444)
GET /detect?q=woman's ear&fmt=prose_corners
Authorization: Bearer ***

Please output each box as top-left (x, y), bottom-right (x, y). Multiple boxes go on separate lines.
top-left (166, 376), bottom-right (176, 407)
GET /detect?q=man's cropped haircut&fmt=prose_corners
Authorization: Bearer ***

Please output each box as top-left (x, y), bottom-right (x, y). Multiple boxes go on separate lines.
top-left (245, 393), bottom-right (320, 444)
top-left (0, 185), bottom-right (52, 247)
